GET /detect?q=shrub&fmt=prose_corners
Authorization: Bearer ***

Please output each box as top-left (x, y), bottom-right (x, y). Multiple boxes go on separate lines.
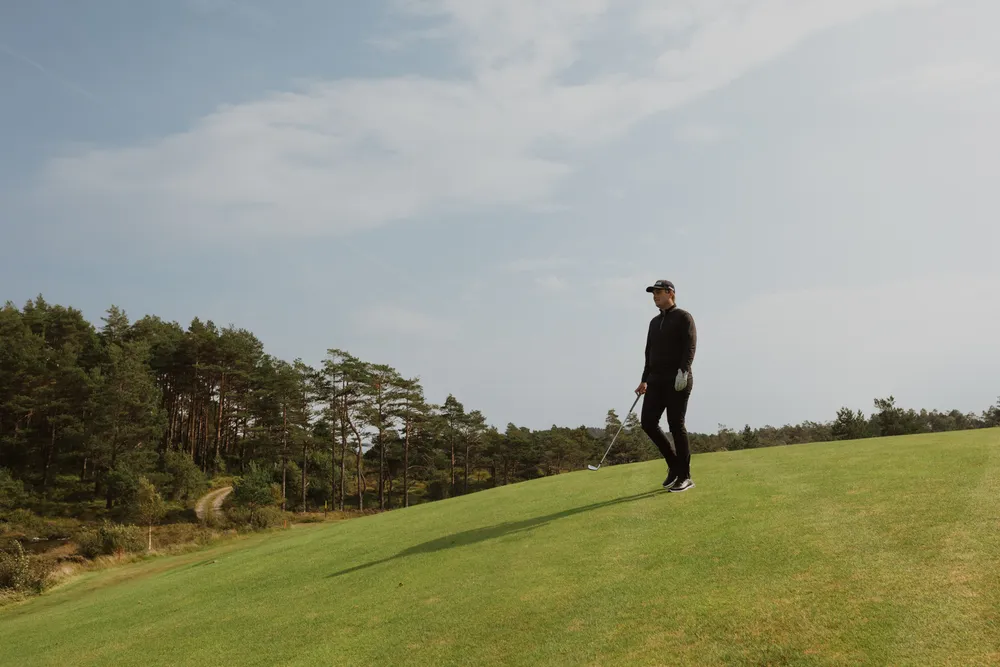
top-left (254, 506), bottom-right (284, 530)
top-left (427, 479), bottom-right (450, 501)
top-left (76, 521), bottom-right (145, 558)
top-left (2, 508), bottom-right (46, 535)
top-left (231, 463), bottom-right (280, 527)
top-left (163, 450), bottom-right (208, 502)
top-left (232, 463), bottom-right (276, 508)
top-left (0, 541), bottom-right (31, 591)
top-left (224, 505), bottom-right (283, 531)
top-left (0, 468), bottom-right (25, 511)
top-left (105, 465), bottom-right (141, 508)
top-left (0, 541), bottom-right (48, 594)
top-left (74, 530), bottom-right (100, 558)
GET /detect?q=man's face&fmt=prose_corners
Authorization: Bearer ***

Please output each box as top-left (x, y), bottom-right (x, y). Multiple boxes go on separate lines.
top-left (652, 287), bottom-right (674, 309)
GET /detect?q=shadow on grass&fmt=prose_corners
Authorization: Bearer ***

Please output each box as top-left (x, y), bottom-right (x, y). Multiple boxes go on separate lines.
top-left (326, 488), bottom-right (665, 578)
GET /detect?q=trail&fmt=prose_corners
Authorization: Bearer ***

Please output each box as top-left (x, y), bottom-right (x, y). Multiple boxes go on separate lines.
top-left (194, 486), bottom-right (233, 521)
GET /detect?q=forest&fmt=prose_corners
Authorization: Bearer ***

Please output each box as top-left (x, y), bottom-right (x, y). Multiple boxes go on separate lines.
top-left (3, 295), bottom-right (999, 517)
top-left (2, 295), bottom-right (998, 598)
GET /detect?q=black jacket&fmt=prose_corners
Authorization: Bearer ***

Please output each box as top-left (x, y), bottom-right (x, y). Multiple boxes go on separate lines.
top-left (641, 305), bottom-right (697, 384)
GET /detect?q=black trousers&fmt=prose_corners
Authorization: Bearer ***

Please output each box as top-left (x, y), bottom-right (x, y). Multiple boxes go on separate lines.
top-left (640, 376), bottom-right (693, 479)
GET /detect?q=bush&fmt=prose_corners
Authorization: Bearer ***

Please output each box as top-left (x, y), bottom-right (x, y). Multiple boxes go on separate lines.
top-left (224, 505), bottom-right (283, 531)
top-left (210, 475), bottom-right (238, 490)
top-left (75, 521), bottom-right (146, 558)
top-left (148, 522), bottom-right (218, 549)
top-left (1, 508), bottom-right (46, 535)
top-left (105, 465), bottom-right (142, 508)
top-left (74, 530), bottom-right (100, 558)
top-left (0, 541), bottom-right (48, 594)
top-left (427, 479), bottom-right (450, 501)
top-left (230, 463), bottom-right (280, 527)
top-left (232, 463), bottom-right (276, 508)
top-left (0, 541), bottom-right (31, 591)
top-left (0, 468), bottom-right (25, 511)
top-left (163, 450), bottom-right (208, 502)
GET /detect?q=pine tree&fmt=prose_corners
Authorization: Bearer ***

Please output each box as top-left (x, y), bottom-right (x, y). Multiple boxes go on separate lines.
top-left (88, 318), bottom-right (165, 508)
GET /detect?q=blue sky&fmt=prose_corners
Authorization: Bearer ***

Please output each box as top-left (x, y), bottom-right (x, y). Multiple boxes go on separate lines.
top-left (3, 0), bottom-right (999, 434)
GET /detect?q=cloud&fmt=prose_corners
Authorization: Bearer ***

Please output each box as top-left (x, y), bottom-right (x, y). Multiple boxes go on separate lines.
top-left (910, 61), bottom-right (1000, 92)
top-left (366, 26), bottom-right (449, 52)
top-left (37, 0), bottom-right (938, 239)
top-left (499, 256), bottom-right (575, 293)
top-left (592, 272), bottom-right (656, 310)
top-left (502, 256), bottom-right (577, 273)
top-left (353, 305), bottom-right (461, 341)
top-left (534, 275), bottom-right (568, 292)
top-left (700, 272), bottom-right (1000, 416)
top-left (673, 123), bottom-right (725, 144)
top-left (852, 60), bottom-right (1000, 98)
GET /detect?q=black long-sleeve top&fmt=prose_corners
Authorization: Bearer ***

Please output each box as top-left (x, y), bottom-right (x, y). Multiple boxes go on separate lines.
top-left (641, 305), bottom-right (697, 384)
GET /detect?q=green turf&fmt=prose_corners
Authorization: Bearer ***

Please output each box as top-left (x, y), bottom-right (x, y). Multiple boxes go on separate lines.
top-left (3, 429), bottom-right (1000, 666)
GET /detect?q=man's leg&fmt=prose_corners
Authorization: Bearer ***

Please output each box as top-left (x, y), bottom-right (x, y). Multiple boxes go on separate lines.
top-left (665, 382), bottom-right (693, 480)
top-left (640, 383), bottom-right (678, 473)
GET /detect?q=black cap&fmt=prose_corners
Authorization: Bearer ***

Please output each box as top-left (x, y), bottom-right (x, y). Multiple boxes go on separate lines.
top-left (645, 279), bottom-right (675, 293)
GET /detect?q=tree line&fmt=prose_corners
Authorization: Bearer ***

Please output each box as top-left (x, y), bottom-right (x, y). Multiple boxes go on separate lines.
top-left (2, 296), bottom-right (998, 517)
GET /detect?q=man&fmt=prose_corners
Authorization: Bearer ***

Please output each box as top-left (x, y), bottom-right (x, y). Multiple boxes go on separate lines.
top-left (635, 279), bottom-right (697, 492)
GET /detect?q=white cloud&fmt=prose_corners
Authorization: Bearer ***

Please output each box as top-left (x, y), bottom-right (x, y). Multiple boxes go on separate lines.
top-left (38, 0), bottom-right (939, 239)
top-left (633, 4), bottom-right (699, 35)
top-left (647, 0), bottom-right (937, 83)
top-left (673, 122), bottom-right (725, 144)
top-left (502, 256), bottom-right (577, 273)
top-left (592, 272), bottom-right (657, 311)
top-left (353, 305), bottom-right (461, 341)
top-left (910, 61), bottom-right (1000, 92)
top-left (852, 60), bottom-right (1000, 98)
top-left (366, 26), bottom-right (449, 52)
top-left (534, 275), bottom-right (568, 292)
top-left (499, 256), bottom-right (575, 293)
top-left (699, 272), bottom-right (1000, 419)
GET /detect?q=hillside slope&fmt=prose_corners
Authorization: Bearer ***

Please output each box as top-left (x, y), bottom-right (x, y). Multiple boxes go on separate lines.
top-left (2, 429), bottom-right (999, 666)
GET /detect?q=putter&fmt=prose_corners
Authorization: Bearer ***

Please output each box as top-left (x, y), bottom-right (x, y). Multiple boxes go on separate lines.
top-left (588, 392), bottom-right (642, 471)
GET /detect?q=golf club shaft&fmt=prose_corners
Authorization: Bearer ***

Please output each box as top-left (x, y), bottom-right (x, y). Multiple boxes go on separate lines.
top-left (596, 392), bottom-right (641, 466)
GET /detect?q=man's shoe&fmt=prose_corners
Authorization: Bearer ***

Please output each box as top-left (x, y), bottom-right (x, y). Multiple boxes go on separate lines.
top-left (662, 470), bottom-right (679, 488)
top-left (669, 478), bottom-right (694, 492)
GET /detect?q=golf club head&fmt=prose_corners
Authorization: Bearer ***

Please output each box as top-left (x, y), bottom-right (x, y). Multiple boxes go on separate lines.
top-left (587, 392), bottom-right (640, 472)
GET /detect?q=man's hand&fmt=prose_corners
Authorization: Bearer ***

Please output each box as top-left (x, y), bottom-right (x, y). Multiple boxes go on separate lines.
top-left (635, 382), bottom-right (647, 395)
top-left (674, 370), bottom-right (688, 391)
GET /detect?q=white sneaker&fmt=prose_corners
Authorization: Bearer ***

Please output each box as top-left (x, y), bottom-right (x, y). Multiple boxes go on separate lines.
top-left (669, 478), bottom-right (694, 492)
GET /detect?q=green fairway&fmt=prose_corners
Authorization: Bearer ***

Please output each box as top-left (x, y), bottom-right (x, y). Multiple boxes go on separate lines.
top-left (3, 430), bottom-right (999, 666)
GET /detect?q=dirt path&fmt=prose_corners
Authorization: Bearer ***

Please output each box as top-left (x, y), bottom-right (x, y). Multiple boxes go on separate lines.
top-left (194, 486), bottom-right (233, 521)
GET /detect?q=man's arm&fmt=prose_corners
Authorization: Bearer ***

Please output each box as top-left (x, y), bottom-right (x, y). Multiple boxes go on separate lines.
top-left (641, 322), bottom-right (651, 382)
top-left (677, 311), bottom-right (697, 373)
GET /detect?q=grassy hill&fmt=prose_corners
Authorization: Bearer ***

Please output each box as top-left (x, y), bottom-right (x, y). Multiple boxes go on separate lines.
top-left (2, 429), bottom-right (999, 666)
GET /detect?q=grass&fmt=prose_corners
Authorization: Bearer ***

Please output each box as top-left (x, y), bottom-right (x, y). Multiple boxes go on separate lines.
top-left (2, 429), bottom-right (999, 666)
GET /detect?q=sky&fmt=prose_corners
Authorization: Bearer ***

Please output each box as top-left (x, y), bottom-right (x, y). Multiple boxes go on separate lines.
top-left (2, 0), bottom-right (999, 435)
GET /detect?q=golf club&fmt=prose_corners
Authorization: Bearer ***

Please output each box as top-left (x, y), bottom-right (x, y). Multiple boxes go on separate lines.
top-left (588, 391), bottom-right (642, 471)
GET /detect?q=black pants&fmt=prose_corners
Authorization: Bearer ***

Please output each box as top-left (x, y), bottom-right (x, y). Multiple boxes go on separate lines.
top-left (640, 377), bottom-right (693, 479)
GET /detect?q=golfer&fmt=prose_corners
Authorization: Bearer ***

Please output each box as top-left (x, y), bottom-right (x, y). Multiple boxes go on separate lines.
top-left (635, 279), bottom-right (697, 492)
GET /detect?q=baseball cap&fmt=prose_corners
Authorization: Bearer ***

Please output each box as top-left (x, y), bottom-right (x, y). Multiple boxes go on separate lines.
top-left (645, 279), bottom-right (675, 293)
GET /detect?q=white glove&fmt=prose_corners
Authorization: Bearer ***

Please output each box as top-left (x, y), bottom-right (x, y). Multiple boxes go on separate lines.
top-left (674, 369), bottom-right (688, 391)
